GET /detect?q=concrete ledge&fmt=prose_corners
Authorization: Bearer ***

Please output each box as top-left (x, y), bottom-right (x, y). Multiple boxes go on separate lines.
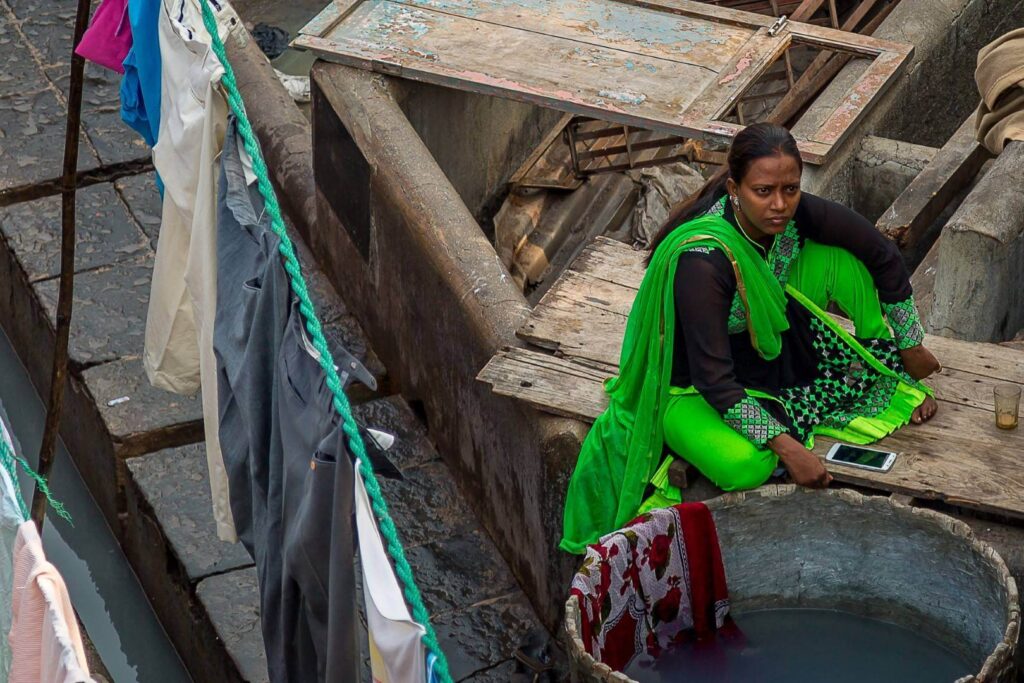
top-left (929, 141), bottom-right (1024, 341)
top-left (123, 444), bottom-right (254, 682)
top-left (311, 62), bottom-right (588, 631)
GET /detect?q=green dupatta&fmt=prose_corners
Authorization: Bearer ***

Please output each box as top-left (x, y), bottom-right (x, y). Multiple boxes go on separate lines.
top-left (559, 213), bottom-right (791, 554)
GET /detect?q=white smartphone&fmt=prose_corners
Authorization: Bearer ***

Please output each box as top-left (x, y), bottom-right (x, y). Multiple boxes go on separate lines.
top-left (825, 443), bottom-right (897, 473)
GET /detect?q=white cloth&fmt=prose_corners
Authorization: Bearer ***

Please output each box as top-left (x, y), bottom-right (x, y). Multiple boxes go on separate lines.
top-left (0, 414), bottom-right (28, 681)
top-left (8, 522), bottom-right (93, 683)
top-left (355, 461), bottom-right (428, 683)
top-left (147, 0), bottom-right (240, 541)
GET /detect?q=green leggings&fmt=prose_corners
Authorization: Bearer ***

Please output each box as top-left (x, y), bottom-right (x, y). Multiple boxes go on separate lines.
top-left (663, 241), bottom-right (893, 491)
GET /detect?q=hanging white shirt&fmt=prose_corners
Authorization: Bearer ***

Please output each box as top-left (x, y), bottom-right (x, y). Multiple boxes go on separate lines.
top-left (355, 460), bottom-right (430, 683)
top-left (147, 0), bottom-right (240, 541)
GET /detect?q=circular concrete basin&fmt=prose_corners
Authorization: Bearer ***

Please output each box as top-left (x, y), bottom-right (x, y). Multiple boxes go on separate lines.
top-left (565, 486), bottom-right (1020, 682)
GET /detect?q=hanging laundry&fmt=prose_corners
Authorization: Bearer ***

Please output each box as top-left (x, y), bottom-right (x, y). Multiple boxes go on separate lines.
top-left (569, 502), bottom-right (735, 673)
top-left (75, 0), bottom-right (133, 74)
top-left (144, 0), bottom-right (239, 542)
top-left (0, 404), bottom-right (29, 683)
top-left (7, 522), bottom-right (93, 683)
top-left (355, 461), bottom-right (432, 683)
top-left (119, 0), bottom-right (162, 147)
top-left (215, 119), bottom-right (391, 682)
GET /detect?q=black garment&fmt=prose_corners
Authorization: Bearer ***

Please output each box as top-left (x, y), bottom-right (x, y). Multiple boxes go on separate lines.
top-left (669, 193), bottom-right (911, 425)
top-left (214, 120), bottom-right (361, 682)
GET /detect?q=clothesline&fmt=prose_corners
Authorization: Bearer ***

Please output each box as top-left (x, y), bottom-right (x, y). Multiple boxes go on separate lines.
top-left (194, 2), bottom-right (454, 680)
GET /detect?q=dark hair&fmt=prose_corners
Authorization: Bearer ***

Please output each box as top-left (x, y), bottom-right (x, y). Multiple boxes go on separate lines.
top-left (646, 123), bottom-right (802, 263)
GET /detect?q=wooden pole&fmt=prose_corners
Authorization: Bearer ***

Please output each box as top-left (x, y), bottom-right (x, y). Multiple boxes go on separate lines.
top-left (33, 0), bottom-right (92, 529)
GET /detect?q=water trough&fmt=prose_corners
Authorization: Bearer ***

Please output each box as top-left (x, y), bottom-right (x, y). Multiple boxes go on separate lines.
top-left (566, 487), bottom-right (1020, 682)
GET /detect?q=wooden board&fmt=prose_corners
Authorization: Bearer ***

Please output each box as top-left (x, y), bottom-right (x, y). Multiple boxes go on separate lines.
top-left (481, 235), bottom-right (1024, 520)
top-left (296, 0), bottom-right (913, 164)
top-left (877, 115), bottom-right (991, 249)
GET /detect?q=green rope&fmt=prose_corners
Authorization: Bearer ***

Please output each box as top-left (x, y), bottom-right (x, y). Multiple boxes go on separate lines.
top-left (0, 429), bottom-right (72, 524)
top-left (196, 6), bottom-right (453, 681)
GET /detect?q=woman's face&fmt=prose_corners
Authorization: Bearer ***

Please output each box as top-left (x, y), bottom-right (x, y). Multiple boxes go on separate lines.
top-left (728, 153), bottom-right (802, 238)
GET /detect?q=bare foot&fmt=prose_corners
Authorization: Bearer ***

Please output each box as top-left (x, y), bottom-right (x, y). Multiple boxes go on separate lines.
top-left (900, 345), bottom-right (941, 381)
top-left (911, 396), bottom-right (938, 424)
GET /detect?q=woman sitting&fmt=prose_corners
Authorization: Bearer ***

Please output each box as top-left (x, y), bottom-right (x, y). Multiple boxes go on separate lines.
top-left (561, 123), bottom-right (940, 554)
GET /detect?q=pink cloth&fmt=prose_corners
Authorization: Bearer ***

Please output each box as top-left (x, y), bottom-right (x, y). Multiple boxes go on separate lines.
top-left (74, 0), bottom-right (132, 74)
top-left (8, 522), bottom-right (92, 683)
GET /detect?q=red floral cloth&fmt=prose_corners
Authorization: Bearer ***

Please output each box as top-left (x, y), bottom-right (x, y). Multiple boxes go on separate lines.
top-left (570, 502), bottom-right (732, 672)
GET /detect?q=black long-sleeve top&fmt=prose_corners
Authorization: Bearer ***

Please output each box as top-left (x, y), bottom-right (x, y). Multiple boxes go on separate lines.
top-left (670, 193), bottom-right (915, 426)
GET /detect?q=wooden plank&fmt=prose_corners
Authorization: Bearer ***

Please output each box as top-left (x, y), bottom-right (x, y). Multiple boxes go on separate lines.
top-left (396, 0), bottom-right (758, 72)
top-left (610, 0), bottom-right (776, 29)
top-left (788, 0), bottom-right (826, 22)
top-left (477, 347), bottom-right (611, 420)
top-left (522, 236), bottom-right (1024, 384)
top-left (810, 49), bottom-right (911, 148)
top-left (813, 401), bottom-right (1024, 519)
top-left (296, 2), bottom-right (758, 139)
top-left (483, 350), bottom-right (1024, 521)
top-left (508, 113), bottom-right (575, 189)
top-left (876, 116), bottom-right (991, 249)
top-left (680, 27), bottom-right (790, 125)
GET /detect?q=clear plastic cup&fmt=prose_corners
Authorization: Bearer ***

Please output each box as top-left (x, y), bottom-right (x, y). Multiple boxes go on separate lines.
top-left (994, 384), bottom-right (1021, 430)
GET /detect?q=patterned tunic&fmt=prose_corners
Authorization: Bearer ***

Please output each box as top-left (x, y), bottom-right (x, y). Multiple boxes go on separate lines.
top-left (670, 194), bottom-right (925, 446)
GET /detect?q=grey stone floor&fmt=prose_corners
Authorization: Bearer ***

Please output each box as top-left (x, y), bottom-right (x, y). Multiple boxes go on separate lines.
top-left (0, 0), bottom-right (556, 678)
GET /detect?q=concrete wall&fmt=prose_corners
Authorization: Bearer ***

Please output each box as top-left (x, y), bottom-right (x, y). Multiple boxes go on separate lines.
top-left (310, 63), bottom-right (585, 632)
top-left (392, 81), bottom-right (563, 229)
top-left (851, 136), bottom-right (936, 223)
top-left (802, 0), bottom-right (1024, 204)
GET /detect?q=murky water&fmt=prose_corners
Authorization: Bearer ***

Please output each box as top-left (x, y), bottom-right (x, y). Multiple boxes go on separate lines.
top-left (0, 327), bottom-right (190, 682)
top-left (623, 608), bottom-right (972, 683)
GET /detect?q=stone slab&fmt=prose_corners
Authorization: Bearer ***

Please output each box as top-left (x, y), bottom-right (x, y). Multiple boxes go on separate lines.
top-left (0, 88), bottom-right (100, 190)
top-left (0, 182), bottom-right (150, 281)
top-left (196, 567), bottom-right (269, 683)
top-left (378, 460), bottom-right (477, 549)
top-left (34, 252), bottom-right (152, 367)
top-left (114, 172), bottom-right (162, 250)
top-left (405, 529), bottom-right (519, 618)
top-left (0, 11), bottom-right (48, 99)
top-left (432, 592), bottom-right (544, 681)
top-left (49, 65), bottom-right (150, 167)
top-left (82, 356), bottom-right (203, 451)
top-left (457, 659), bottom-right (518, 682)
top-left (127, 443), bottom-right (253, 581)
top-left (353, 395), bottom-right (439, 471)
top-left (16, 5), bottom-right (75, 68)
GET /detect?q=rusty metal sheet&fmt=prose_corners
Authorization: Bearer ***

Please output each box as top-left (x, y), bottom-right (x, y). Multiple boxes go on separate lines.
top-left (296, 0), bottom-right (913, 164)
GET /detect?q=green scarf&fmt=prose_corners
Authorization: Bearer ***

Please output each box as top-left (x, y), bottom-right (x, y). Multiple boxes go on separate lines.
top-left (559, 213), bottom-right (791, 553)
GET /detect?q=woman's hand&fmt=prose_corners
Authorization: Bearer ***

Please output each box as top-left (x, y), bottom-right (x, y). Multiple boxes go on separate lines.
top-left (768, 433), bottom-right (833, 489)
top-left (900, 344), bottom-right (941, 381)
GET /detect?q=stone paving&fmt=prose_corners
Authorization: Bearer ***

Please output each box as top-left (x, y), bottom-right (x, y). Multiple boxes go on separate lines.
top-left (0, 0), bottom-right (559, 678)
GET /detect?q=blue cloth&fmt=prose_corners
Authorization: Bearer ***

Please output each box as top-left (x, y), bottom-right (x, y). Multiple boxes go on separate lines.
top-left (119, 0), bottom-right (161, 148)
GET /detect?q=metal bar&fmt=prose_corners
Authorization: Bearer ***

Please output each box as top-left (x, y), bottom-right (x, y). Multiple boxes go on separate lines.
top-left (34, 0), bottom-right (92, 529)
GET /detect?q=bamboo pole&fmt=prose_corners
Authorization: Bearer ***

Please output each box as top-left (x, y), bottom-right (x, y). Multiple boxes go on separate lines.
top-left (33, 0), bottom-right (92, 529)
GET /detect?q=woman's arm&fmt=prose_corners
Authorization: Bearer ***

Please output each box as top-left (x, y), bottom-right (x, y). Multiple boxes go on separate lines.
top-left (674, 252), bottom-right (787, 445)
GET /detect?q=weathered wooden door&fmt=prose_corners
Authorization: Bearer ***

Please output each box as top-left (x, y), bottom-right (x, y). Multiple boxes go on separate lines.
top-left (296, 0), bottom-right (912, 163)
